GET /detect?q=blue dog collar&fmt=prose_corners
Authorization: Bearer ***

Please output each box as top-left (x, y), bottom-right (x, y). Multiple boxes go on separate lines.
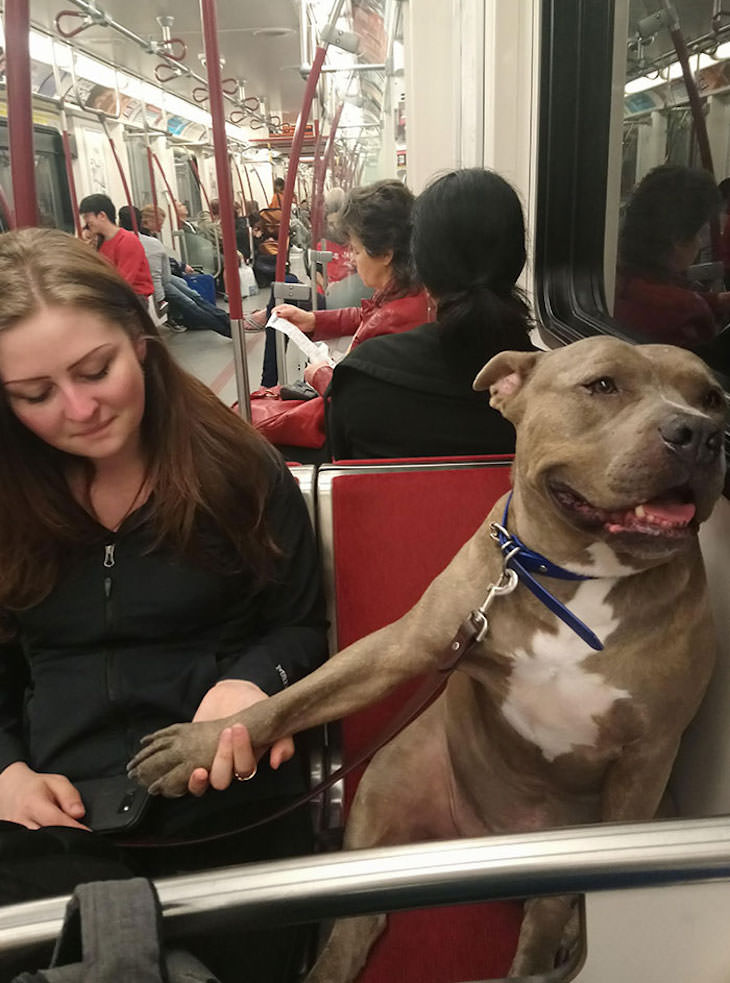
top-left (490, 493), bottom-right (604, 652)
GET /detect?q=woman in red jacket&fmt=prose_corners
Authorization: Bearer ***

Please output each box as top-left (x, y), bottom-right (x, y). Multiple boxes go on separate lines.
top-left (274, 179), bottom-right (433, 396)
top-left (614, 164), bottom-right (730, 348)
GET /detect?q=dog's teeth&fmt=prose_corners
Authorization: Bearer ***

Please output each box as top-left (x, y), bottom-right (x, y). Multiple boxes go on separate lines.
top-left (634, 505), bottom-right (646, 518)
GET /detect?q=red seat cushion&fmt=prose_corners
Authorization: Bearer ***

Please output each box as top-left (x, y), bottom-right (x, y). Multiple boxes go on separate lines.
top-left (330, 462), bottom-right (522, 981)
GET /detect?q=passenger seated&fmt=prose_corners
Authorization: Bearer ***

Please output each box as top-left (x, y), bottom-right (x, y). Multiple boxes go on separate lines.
top-left (196, 196), bottom-right (222, 247)
top-left (319, 186), bottom-right (373, 310)
top-left (274, 179), bottom-right (433, 398)
top-left (614, 164), bottom-right (730, 348)
top-left (175, 199), bottom-right (198, 234)
top-left (0, 229), bottom-right (327, 982)
top-left (326, 168), bottom-right (535, 459)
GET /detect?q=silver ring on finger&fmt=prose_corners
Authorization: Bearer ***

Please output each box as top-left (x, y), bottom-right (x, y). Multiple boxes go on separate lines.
top-left (234, 765), bottom-right (257, 782)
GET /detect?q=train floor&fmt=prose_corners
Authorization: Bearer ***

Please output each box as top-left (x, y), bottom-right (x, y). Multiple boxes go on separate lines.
top-left (163, 248), bottom-right (311, 407)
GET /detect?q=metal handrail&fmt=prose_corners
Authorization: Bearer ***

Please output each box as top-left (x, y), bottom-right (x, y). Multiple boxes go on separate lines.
top-left (57, 0), bottom-right (277, 131)
top-left (1, 817), bottom-right (730, 957)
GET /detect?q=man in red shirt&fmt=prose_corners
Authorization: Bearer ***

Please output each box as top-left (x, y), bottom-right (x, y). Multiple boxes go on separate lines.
top-left (79, 194), bottom-right (153, 302)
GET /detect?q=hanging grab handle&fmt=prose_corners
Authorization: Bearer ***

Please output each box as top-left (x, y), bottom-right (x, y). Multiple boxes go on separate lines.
top-left (54, 9), bottom-right (95, 38)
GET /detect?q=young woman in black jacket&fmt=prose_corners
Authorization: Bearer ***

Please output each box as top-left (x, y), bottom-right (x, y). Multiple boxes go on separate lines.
top-left (328, 167), bottom-right (535, 459)
top-left (0, 229), bottom-right (327, 981)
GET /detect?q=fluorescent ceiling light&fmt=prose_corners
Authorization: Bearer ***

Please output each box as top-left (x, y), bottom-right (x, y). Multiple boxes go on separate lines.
top-left (9, 25), bottom-right (262, 144)
top-left (28, 31), bottom-right (53, 64)
top-left (75, 53), bottom-right (117, 89)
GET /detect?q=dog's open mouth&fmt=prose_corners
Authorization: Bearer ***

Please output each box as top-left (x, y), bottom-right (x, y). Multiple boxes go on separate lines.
top-left (550, 483), bottom-right (696, 538)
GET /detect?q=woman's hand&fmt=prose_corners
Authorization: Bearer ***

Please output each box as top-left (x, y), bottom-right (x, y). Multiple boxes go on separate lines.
top-left (272, 304), bottom-right (316, 335)
top-left (303, 360), bottom-right (331, 392)
top-left (0, 761), bottom-right (89, 830)
top-left (187, 679), bottom-right (295, 797)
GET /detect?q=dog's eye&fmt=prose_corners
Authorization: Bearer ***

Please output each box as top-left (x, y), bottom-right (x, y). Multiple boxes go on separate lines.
top-left (702, 387), bottom-right (726, 413)
top-left (583, 377), bottom-right (618, 395)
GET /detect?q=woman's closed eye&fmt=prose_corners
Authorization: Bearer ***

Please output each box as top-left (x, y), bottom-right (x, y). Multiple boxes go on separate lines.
top-left (10, 387), bottom-right (53, 405)
top-left (79, 361), bottom-right (111, 382)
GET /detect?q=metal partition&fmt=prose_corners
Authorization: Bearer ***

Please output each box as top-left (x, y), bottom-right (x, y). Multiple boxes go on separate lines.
top-left (2, 818), bottom-right (730, 966)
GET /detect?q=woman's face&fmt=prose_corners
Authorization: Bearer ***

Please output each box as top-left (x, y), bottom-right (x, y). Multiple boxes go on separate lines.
top-left (348, 234), bottom-right (393, 290)
top-left (0, 306), bottom-right (147, 467)
top-left (669, 226), bottom-right (706, 275)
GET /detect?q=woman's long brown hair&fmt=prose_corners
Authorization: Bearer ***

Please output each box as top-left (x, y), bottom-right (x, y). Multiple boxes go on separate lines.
top-left (0, 228), bottom-right (277, 613)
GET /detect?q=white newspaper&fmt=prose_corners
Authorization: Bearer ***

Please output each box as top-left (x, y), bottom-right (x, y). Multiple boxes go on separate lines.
top-left (266, 313), bottom-right (336, 367)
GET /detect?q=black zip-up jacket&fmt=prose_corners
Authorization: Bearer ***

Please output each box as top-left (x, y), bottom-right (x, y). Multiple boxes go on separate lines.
top-left (0, 457), bottom-right (328, 819)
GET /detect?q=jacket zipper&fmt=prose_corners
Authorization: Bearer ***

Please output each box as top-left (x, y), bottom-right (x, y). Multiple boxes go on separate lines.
top-left (104, 543), bottom-right (115, 702)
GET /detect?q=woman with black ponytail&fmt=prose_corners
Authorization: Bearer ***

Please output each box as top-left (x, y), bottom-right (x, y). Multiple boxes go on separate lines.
top-left (327, 168), bottom-right (535, 459)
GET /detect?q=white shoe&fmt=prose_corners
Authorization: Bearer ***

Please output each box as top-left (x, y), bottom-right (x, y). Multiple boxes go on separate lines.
top-left (167, 320), bottom-right (188, 333)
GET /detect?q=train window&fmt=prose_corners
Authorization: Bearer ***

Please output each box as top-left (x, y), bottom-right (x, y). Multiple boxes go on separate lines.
top-left (536, 0), bottom-right (730, 390)
top-left (0, 122), bottom-right (73, 233)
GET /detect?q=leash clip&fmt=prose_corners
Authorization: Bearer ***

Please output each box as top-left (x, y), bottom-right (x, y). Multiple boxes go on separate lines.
top-left (472, 567), bottom-right (519, 642)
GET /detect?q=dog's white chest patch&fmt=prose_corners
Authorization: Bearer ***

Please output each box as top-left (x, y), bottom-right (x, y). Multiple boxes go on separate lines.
top-left (501, 578), bottom-right (630, 762)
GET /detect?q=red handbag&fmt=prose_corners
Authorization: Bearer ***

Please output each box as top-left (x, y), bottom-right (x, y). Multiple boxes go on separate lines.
top-left (249, 387), bottom-right (326, 449)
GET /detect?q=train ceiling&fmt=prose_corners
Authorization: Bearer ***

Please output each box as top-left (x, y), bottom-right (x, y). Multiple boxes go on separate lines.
top-left (27, 0), bottom-right (307, 123)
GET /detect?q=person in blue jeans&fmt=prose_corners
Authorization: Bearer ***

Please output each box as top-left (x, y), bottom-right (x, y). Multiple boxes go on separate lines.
top-left (167, 256), bottom-right (232, 337)
top-left (118, 207), bottom-right (231, 339)
top-left (166, 274), bottom-right (232, 337)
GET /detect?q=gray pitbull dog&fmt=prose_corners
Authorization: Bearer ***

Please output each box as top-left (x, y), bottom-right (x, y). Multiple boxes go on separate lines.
top-left (130, 336), bottom-right (726, 978)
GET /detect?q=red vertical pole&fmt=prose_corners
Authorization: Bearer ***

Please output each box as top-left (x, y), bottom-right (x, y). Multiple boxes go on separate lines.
top-left (312, 101), bottom-right (344, 245)
top-left (200, 0), bottom-right (250, 419)
top-left (152, 153), bottom-right (182, 229)
top-left (231, 155), bottom-right (247, 209)
top-left (199, 0), bottom-right (241, 318)
top-left (241, 163), bottom-right (256, 206)
top-left (5, 0), bottom-right (38, 227)
top-left (189, 157), bottom-right (212, 212)
top-left (104, 131), bottom-right (138, 233)
top-left (254, 167), bottom-right (269, 204)
top-left (146, 146), bottom-right (160, 229)
top-left (309, 125), bottom-right (327, 247)
top-left (275, 44), bottom-right (327, 281)
top-left (61, 129), bottom-right (82, 236)
top-left (669, 25), bottom-right (720, 256)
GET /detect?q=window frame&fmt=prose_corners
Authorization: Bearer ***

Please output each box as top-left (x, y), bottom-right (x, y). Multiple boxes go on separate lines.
top-left (534, 0), bottom-right (730, 464)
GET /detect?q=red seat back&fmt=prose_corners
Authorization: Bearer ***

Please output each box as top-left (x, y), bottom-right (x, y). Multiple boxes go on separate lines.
top-left (319, 458), bottom-right (523, 982)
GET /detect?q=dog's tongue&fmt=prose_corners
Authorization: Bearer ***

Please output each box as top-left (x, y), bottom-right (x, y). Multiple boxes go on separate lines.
top-left (638, 496), bottom-right (696, 525)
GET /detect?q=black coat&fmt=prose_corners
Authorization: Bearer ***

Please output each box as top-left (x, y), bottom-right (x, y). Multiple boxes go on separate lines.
top-left (327, 321), bottom-right (534, 460)
top-left (0, 456), bottom-right (327, 829)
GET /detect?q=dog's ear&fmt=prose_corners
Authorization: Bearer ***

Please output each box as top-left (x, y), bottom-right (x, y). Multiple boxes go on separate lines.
top-left (473, 350), bottom-right (542, 417)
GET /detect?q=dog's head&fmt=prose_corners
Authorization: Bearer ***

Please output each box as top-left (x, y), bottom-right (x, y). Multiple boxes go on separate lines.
top-left (474, 336), bottom-right (727, 560)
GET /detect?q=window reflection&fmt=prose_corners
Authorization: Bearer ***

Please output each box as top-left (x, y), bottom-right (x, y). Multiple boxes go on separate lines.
top-left (616, 0), bottom-right (730, 379)
top-left (614, 163), bottom-right (728, 347)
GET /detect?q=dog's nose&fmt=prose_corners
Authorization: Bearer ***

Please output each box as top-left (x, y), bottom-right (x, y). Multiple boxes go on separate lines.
top-left (659, 413), bottom-right (723, 467)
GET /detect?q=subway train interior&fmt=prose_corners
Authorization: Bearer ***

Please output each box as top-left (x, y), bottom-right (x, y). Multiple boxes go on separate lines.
top-left (2, 0), bottom-right (730, 980)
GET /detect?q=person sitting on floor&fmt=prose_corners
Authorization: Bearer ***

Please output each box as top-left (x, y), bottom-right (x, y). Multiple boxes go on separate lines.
top-left (119, 206), bottom-right (232, 339)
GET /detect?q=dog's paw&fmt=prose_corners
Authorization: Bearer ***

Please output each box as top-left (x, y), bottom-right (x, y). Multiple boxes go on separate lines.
top-left (127, 721), bottom-right (220, 797)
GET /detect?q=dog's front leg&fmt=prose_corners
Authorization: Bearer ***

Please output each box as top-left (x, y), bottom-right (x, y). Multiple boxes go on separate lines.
top-left (509, 895), bottom-right (579, 976)
top-left (305, 914), bottom-right (386, 983)
top-left (128, 567), bottom-right (473, 797)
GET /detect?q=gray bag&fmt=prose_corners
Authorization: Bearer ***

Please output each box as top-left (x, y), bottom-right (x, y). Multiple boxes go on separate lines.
top-left (12, 878), bottom-right (219, 982)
